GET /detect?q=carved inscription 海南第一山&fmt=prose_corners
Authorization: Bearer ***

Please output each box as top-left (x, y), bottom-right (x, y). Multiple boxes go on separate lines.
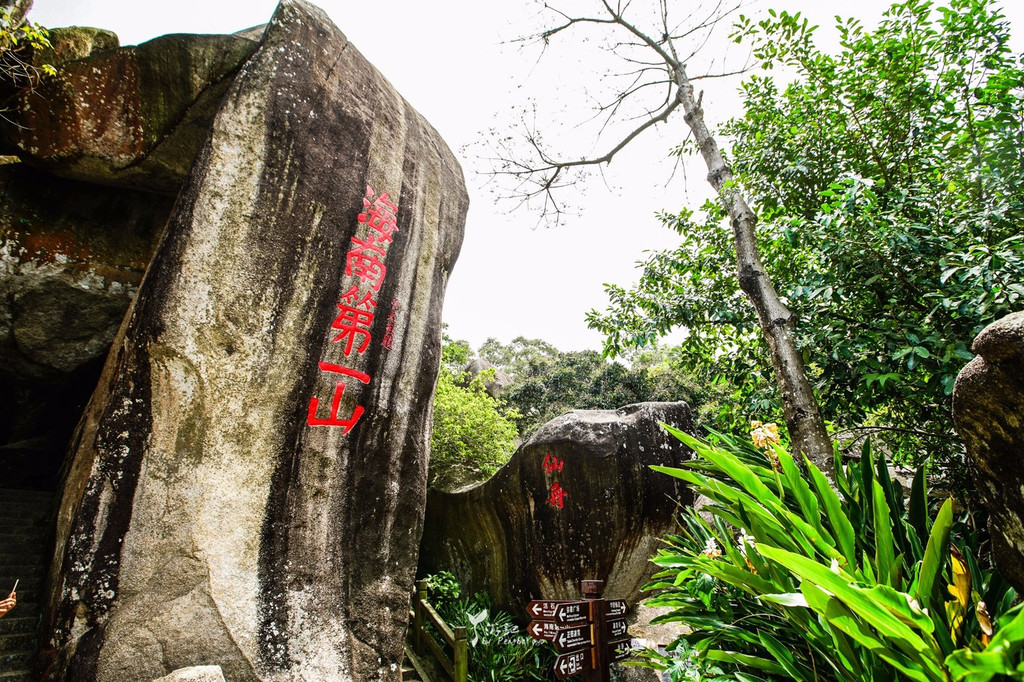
top-left (307, 184), bottom-right (399, 433)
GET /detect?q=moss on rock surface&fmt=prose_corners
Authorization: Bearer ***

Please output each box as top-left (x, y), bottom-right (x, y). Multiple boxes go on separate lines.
top-left (41, 1), bottom-right (468, 679)
top-left (954, 311), bottom-right (1024, 595)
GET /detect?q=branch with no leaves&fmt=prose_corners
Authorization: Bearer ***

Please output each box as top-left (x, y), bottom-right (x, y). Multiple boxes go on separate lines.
top-left (481, 0), bottom-right (748, 225)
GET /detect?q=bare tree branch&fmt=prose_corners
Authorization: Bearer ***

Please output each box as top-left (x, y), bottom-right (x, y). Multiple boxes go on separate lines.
top-left (481, 0), bottom-right (836, 470)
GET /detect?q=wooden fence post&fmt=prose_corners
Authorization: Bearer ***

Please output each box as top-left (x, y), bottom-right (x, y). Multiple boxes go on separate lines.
top-left (453, 625), bottom-right (468, 682)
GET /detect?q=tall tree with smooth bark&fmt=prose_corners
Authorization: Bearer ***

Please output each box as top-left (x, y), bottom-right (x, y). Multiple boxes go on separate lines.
top-left (486, 0), bottom-right (834, 470)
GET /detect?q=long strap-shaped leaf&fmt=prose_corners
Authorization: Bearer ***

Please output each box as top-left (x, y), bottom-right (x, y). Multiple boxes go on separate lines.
top-left (758, 544), bottom-right (948, 681)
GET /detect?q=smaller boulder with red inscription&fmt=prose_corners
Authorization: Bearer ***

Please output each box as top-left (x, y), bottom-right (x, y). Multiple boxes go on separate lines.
top-left (419, 401), bottom-right (695, 613)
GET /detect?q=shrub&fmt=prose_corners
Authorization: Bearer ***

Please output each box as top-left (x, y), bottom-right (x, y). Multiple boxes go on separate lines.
top-left (430, 368), bottom-right (519, 489)
top-left (423, 575), bottom-right (556, 682)
top-left (641, 427), bottom-right (1023, 681)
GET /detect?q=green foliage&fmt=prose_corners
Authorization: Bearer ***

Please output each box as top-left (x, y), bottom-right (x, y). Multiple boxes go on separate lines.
top-left (587, 0), bottom-right (1024, 478)
top-left (0, 9), bottom-right (54, 90)
top-left (423, 570), bottom-right (462, 604)
top-left (423, 574), bottom-right (555, 682)
top-left (478, 336), bottom-right (560, 381)
top-left (643, 428), bottom-right (1021, 681)
top-left (477, 337), bottom-right (711, 437)
top-left (430, 366), bottom-right (519, 489)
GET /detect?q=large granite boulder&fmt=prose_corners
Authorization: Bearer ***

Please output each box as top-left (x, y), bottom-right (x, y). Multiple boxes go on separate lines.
top-left (953, 311), bottom-right (1024, 594)
top-left (1, 27), bottom-right (258, 194)
top-left (42, 2), bottom-right (468, 680)
top-left (419, 402), bottom-right (694, 613)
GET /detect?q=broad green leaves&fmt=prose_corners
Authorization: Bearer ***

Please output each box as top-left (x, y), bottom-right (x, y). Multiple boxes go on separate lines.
top-left (588, 0), bottom-right (1024, 480)
top-left (643, 429), bottom-right (1021, 680)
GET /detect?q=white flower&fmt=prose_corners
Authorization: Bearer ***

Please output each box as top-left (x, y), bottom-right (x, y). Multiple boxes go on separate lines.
top-left (737, 529), bottom-right (755, 556)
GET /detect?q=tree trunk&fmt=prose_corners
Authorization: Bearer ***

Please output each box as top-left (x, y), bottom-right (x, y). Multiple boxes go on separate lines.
top-left (673, 65), bottom-right (834, 474)
top-left (1, 0), bottom-right (32, 29)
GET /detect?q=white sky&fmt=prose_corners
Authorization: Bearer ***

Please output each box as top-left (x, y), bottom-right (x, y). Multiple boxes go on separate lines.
top-left (29, 0), bottom-right (1024, 353)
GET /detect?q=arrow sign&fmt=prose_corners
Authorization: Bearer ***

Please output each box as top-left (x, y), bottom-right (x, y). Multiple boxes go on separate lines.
top-left (606, 599), bottom-right (627, 617)
top-left (528, 620), bottom-right (559, 641)
top-left (608, 638), bottom-right (633, 663)
top-left (606, 617), bottom-right (628, 638)
top-left (554, 650), bottom-right (591, 679)
top-left (552, 624), bottom-right (593, 653)
top-left (554, 601), bottom-right (591, 626)
top-left (528, 600), bottom-right (573, 620)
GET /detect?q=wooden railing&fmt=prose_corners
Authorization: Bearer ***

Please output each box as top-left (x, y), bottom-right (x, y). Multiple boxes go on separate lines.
top-left (411, 580), bottom-right (468, 682)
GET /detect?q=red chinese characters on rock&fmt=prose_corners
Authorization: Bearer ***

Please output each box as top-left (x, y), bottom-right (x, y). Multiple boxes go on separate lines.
top-left (306, 363), bottom-right (371, 429)
top-left (381, 298), bottom-right (400, 350)
top-left (306, 185), bottom-right (400, 434)
top-left (542, 454), bottom-right (564, 475)
top-left (542, 453), bottom-right (567, 509)
top-left (546, 482), bottom-right (568, 509)
top-left (332, 286), bottom-right (376, 355)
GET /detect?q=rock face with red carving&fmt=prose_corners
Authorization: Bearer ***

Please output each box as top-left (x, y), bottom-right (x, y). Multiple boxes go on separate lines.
top-left (953, 311), bottom-right (1024, 594)
top-left (42, 2), bottom-right (468, 680)
top-left (418, 402), bottom-right (694, 612)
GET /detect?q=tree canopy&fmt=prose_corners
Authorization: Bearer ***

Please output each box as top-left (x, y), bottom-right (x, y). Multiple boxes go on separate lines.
top-left (429, 333), bottom-right (520, 490)
top-left (588, 0), bottom-right (1024, 476)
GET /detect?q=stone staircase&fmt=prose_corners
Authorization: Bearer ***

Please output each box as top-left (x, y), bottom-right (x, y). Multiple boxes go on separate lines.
top-left (0, 489), bottom-right (55, 681)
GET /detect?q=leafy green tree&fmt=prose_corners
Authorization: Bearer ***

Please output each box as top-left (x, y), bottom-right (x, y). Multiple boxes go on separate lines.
top-left (588, 0), bottom-right (1024, 477)
top-left (477, 336), bottom-right (559, 381)
top-left (474, 338), bottom-right (710, 437)
top-left (430, 335), bottom-right (520, 490)
top-left (487, 0), bottom-right (835, 469)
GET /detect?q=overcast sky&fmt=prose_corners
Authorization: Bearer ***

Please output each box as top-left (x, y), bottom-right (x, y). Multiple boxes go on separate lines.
top-left (30, 0), bottom-right (1024, 354)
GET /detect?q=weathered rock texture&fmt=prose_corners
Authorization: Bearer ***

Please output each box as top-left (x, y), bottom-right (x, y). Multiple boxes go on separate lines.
top-left (43, 2), bottom-right (468, 680)
top-left (462, 358), bottom-right (511, 398)
top-left (953, 311), bottom-right (1024, 594)
top-left (419, 402), bottom-right (694, 613)
top-left (2, 27), bottom-right (258, 193)
top-left (0, 163), bottom-right (171, 488)
top-left (152, 666), bottom-right (227, 682)
top-left (1, 24), bottom-right (261, 491)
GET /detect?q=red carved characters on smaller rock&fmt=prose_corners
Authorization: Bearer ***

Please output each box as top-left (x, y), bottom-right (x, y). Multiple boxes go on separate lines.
top-left (541, 453), bottom-right (567, 509)
top-left (546, 482), bottom-right (568, 509)
top-left (542, 454), bottom-right (564, 475)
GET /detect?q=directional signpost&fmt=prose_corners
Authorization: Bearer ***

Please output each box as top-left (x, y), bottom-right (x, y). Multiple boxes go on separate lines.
top-left (526, 581), bottom-right (633, 681)
top-left (552, 625), bottom-right (593, 653)
top-left (554, 650), bottom-right (590, 679)
top-left (527, 600), bottom-right (573, 620)
top-left (554, 601), bottom-right (591, 626)
top-left (606, 618), bottom-right (628, 639)
top-left (608, 639), bottom-right (632, 664)
top-left (527, 620), bottom-right (559, 640)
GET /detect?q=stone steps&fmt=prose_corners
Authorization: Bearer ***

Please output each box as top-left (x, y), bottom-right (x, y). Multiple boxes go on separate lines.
top-left (0, 489), bottom-right (55, 679)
